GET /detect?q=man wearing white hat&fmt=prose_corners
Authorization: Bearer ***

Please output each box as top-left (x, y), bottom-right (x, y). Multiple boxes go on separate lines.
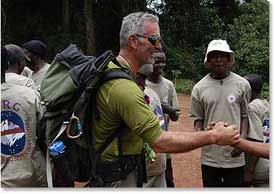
top-left (189, 39), bottom-right (251, 187)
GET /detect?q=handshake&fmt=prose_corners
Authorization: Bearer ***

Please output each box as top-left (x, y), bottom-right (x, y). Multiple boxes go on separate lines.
top-left (207, 122), bottom-right (240, 146)
top-left (209, 122), bottom-right (269, 159)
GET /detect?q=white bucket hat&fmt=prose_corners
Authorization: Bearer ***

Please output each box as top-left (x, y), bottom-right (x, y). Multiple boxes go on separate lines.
top-left (204, 39), bottom-right (234, 65)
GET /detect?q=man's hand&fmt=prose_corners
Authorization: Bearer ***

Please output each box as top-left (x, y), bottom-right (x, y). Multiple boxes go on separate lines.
top-left (206, 121), bottom-right (216, 130)
top-left (161, 103), bottom-right (180, 121)
top-left (231, 148), bottom-right (243, 157)
top-left (210, 122), bottom-right (240, 146)
top-left (169, 110), bottom-right (180, 121)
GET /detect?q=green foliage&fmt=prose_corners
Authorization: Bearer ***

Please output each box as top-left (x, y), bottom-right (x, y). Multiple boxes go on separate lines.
top-left (46, 32), bottom-right (87, 60)
top-left (161, 0), bottom-right (228, 81)
top-left (2, 0), bottom-right (269, 87)
top-left (174, 78), bottom-right (195, 94)
top-left (161, 0), bottom-right (269, 86)
top-left (165, 47), bottom-right (198, 80)
top-left (262, 82), bottom-right (269, 100)
top-left (225, 0), bottom-right (269, 82)
top-left (1, 0), bottom-right (131, 59)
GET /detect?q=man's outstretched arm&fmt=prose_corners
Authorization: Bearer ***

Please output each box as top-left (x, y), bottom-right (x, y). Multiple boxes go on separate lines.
top-left (152, 122), bottom-right (240, 153)
top-left (232, 138), bottom-right (269, 159)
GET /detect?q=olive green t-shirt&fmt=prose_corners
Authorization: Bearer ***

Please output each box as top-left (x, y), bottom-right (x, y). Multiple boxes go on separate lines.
top-left (189, 72), bottom-right (251, 168)
top-left (93, 61), bottom-right (163, 161)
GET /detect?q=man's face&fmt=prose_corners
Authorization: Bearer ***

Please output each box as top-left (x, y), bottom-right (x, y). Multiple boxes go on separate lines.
top-left (23, 48), bottom-right (36, 70)
top-left (152, 60), bottom-right (166, 77)
top-left (135, 21), bottom-right (161, 67)
top-left (206, 51), bottom-right (230, 77)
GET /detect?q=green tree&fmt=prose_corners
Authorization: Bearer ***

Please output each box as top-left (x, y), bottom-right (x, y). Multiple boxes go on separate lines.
top-left (225, 0), bottom-right (269, 82)
top-left (157, 0), bottom-right (226, 80)
top-left (2, 0), bottom-right (148, 58)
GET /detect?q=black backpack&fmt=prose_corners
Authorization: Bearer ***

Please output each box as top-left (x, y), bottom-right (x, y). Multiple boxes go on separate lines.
top-left (40, 44), bottom-right (133, 187)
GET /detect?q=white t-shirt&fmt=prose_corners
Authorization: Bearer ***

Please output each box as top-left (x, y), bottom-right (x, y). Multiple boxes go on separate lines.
top-left (22, 63), bottom-right (50, 88)
top-left (146, 77), bottom-right (179, 131)
top-left (144, 87), bottom-right (166, 176)
top-left (6, 72), bottom-right (39, 94)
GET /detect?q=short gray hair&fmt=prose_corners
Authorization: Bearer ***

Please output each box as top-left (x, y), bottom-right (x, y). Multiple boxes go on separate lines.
top-left (119, 12), bottom-right (159, 48)
top-left (4, 44), bottom-right (27, 66)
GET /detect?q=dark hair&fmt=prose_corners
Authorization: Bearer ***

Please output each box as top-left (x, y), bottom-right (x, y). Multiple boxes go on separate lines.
top-left (244, 74), bottom-right (263, 95)
top-left (22, 40), bottom-right (47, 59)
top-left (4, 44), bottom-right (27, 66)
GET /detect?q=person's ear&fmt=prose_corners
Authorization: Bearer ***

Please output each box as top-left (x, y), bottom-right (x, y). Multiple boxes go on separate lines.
top-left (128, 35), bottom-right (138, 49)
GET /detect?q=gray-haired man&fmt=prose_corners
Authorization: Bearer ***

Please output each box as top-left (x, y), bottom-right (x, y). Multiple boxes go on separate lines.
top-left (92, 13), bottom-right (240, 187)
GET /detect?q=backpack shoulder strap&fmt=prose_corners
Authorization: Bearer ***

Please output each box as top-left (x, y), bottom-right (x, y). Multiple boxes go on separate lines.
top-left (100, 68), bottom-right (133, 83)
top-left (85, 67), bottom-right (133, 186)
top-left (100, 56), bottom-right (134, 83)
top-left (91, 66), bottom-right (133, 121)
top-left (91, 66), bottom-right (133, 155)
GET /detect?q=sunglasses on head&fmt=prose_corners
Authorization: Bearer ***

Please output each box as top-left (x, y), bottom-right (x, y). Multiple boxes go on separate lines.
top-left (134, 34), bottom-right (161, 46)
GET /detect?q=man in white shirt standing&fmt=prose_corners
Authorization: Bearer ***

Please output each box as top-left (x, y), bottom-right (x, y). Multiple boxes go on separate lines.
top-left (21, 40), bottom-right (50, 89)
top-left (146, 51), bottom-right (180, 187)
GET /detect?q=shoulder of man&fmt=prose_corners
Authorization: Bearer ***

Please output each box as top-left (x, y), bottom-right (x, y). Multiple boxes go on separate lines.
top-left (229, 72), bottom-right (251, 94)
top-left (230, 72), bottom-right (250, 84)
top-left (21, 66), bottom-right (33, 77)
top-left (97, 61), bottom-right (138, 97)
top-left (103, 60), bottom-right (135, 82)
top-left (37, 63), bottom-right (51, 74)
top-left (2, 82), bottom-right (40, 103)
top-left (249, 99), bottom-right (269, 115)
top-left (192, 74), bottom-right (210, 89)
top-left (162, 76), bottom-right (175, 87)
top-left (6, 73), bottom-right (40, 97)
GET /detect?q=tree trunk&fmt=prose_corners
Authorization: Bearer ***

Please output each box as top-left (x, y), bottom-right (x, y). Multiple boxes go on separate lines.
top-left (62, 0), bottom-right (70, 32)
top-left (84, 0), bottom-right (96, 55)
top-left (1, 0), bottom-right (8, 43)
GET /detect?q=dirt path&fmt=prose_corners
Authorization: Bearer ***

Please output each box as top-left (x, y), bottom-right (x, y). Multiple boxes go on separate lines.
top-left (169, 93), bottom-right (203, 188)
